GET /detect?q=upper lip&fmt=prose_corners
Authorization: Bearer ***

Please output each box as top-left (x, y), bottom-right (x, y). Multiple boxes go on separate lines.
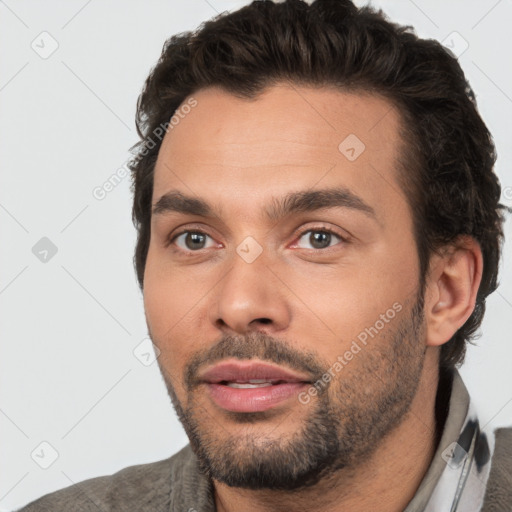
top-left (199, 360), bottom-right (312, 384)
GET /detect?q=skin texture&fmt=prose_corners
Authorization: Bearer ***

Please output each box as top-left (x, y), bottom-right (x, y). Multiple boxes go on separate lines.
top-left (143, 84), bottom-right (483, 512)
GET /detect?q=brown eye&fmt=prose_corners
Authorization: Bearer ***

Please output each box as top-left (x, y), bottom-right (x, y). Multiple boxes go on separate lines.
top-left (310, 231), bottom-right (331, 249)
top-left (173, 231), bottom-right (215, 251)
top-left (296, 230), bottom-right (342, 250)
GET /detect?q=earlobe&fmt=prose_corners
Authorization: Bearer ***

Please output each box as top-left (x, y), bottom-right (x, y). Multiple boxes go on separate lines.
top-left (424, 236), bottom-right (483, 347)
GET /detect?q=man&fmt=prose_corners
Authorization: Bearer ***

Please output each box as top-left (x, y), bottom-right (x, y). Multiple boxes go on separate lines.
top-left (18, 0), bottom-right (511, 510)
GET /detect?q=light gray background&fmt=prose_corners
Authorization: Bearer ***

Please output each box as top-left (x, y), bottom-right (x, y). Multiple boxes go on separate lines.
top-left (1, 0), bottom-right (511, 509)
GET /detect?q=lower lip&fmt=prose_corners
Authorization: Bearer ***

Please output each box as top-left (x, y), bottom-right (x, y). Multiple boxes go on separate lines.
top-left (205, 382), bottom-right (309, 413)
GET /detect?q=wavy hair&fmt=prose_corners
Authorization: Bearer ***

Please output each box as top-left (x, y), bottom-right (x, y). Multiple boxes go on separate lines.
top-left (129, 0), bottom-right (508, 370)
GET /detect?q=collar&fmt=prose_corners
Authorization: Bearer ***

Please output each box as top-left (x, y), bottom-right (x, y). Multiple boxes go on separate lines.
top-left (405, 367), bottom-right (494, 512)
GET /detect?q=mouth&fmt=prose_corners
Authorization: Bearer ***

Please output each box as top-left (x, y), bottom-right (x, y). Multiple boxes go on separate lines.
top-left (198, 360), bottom-right (312, 413)
top-left (220, 379), bottom-right (289, 388)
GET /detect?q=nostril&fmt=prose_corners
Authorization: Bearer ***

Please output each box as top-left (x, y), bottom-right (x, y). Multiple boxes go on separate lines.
top-left (215, 319), bottom-right (228, 328)
top-left (255, 318), bottom-right (272, 325)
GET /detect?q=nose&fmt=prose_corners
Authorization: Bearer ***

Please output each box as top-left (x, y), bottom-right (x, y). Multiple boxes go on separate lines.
top-left (210, 248), bottom-right (291, 335)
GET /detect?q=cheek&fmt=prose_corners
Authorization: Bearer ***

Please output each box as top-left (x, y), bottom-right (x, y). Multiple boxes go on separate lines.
top-left (143, 256), bottom-right (190, 370)
top-left (285, 247), bottom-right (417, 351)
top-left (144, 246), bottom-right (206, 334)
top-left (143, 250), bottom-right (216, 384)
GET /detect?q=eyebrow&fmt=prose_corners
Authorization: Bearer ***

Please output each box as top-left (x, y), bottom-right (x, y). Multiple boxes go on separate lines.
top-left (152, 188), bottom-right (376, 221)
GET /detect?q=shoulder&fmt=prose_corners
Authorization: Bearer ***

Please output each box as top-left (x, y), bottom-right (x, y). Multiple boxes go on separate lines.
top-left (15, 444), bottom-right (195, 512)
top-left (482, 427), bottom-right (512, 511)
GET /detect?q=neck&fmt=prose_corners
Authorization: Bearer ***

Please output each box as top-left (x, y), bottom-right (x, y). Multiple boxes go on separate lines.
top-left (214, 349), bottom-right (441, 512)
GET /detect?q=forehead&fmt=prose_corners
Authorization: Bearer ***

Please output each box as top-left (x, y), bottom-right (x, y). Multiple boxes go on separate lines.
top-left (152, 83), bottom-right (407, 220)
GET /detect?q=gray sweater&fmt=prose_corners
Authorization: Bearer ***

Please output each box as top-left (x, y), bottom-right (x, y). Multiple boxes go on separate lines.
top-left (16, 370), bottom-right (512, 511)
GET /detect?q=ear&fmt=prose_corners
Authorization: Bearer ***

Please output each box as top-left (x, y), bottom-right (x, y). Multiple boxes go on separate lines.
top-left (424, 236), bottom-right (483, 347)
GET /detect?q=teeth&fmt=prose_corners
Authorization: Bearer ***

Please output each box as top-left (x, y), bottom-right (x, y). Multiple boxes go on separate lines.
top-left (226, 382), bottom-right (274, 388)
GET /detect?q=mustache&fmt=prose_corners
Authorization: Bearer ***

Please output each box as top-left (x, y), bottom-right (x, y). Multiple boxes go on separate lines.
top-left (184, 332), bottom-right (328, 391)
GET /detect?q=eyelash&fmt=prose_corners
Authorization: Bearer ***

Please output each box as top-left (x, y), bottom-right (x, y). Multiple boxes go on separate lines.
top-left (291, 225), bottom-right (349, 249)
top-left (167, 225), bottom-right (350, 254)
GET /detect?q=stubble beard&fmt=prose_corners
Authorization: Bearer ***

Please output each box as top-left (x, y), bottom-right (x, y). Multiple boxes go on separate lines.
top-left (154, 293), bottom-right (426, 491)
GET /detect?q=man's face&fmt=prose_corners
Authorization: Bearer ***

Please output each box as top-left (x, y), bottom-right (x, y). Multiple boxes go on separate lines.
top-left (143, 84), bottom-right (427, 489)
